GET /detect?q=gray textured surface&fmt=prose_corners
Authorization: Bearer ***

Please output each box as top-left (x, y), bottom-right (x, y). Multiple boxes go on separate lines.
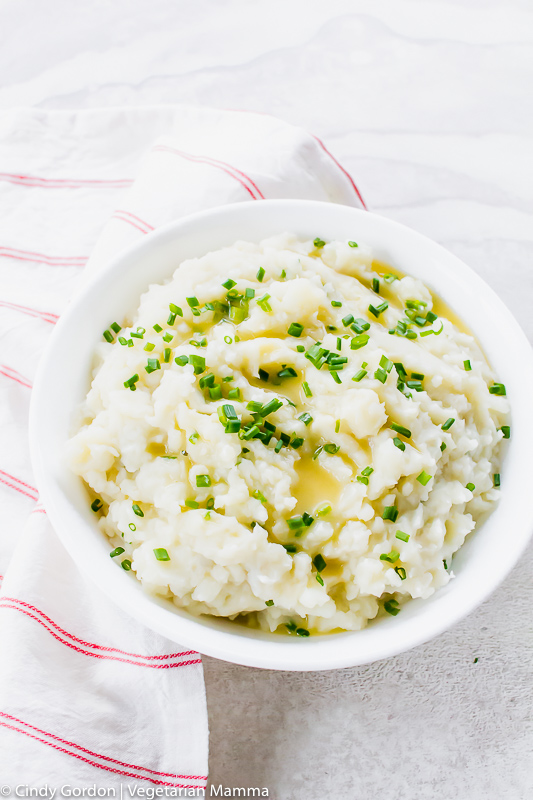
top-left (1, 0), bottom-right (531, 796)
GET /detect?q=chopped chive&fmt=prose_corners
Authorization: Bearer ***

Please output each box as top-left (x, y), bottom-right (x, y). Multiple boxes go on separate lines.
top-left (222, 403), bottom-right (238, 419)
top-left (118, 336), bottom-right (128, 346)
top-left (290, 436), bottom-right (304, 449)
top-left (154, 548), bottom-right (170, 561)
top-left (382, 506), bottom-right (399, 522)
top-left (464, 360), bottom-right (472, 371)
top-left (335, 419), bottom-right (341, 433)
top-left (274, 439), bottom-right (284, 453)
top-left (350, 333), bottom-right (369, 351)
top-left (417, 471), bottom-right (432, 486)
top-left (312, 445), bottom-right (323, 460)
top-left (296, 628), bottom-right (310, 637)
top-left (316, 503), bottom-right (331, 516)
top-left (352, 369), bottom-right (367, 382)
top-left (186, 296), bottom-right (199, 308)
top-left (265, 600), bottom-right (274, 607)
top-left (128, 523), bottom-right (136, 532)
top-left (278, 367), bottom-right (298, 379)
top-left (253, 489), bottom-right (267, 503)
top-left (489, 383), bottom-right (506, 396)
top-left (384, 273), bottom-right (398, 283)
top-left (162, 332), bottom-right (173, 344)
top-left (199, 372), bottom-right (215, 389)
top-left (145, 358), bottom-right (160, 373)
top-left (124, 374), bottom-right (140, 390)
top-left (441, 418), bottom-right (455, 431)
top-left (144, 342), bottom-right (155, 352)
top-left (288, 322), bottom-right (304, 337)
top-left (440, 442), bottom-right (447, 451)
top-left (163, 348), bottom-right (171, 362)
top-left (261, 398), bottom-right (283, 417)
top-left (225, 420), bottom-right (240, 433)
top-left (208, 385), bottom-right (222, 400)
top-left (393, 437), bottom-right (405, 451)
top-left (331, 300), bottom-right (342, 308)
top-left (196, 475), bottom-right (211, 488)
top-left (323, 443), bottom-right (340, 455)
top-left (298, 413), bottom-right (313, 426)
top-left (189, 355), bottom-right (206, 374)
top-left (302, 381), bottom-right (312, 397)
top-left (395, 567), bottom-right (407, 580)
top-left (169, 303), bottom-right (183, 317)
top-left (153, 323), bottom-right (163, 333)
top-left (500, 425), bottom-right (511, 439)
top-left (342, 314), bottom-right (355, 327)
top-left (372, 277), bottom-right (380, 294)
top-left (189, 431), bottom-right (200, 444)
top-left (222, 279), bottom-right (237, 290)
top-left (396, 530), bottom-right (410, 542)
top-left (494, 473), bottom-right (500, 487)
top-left (175, 355), bottom-right (189, 366)
top-left (131, 327), bottom-right (145, 339)
top-left (224, 335), bottom-right (233, 345)
top-left (374, 368), bottom-right (387, 384)
top-left (361, 467), bottom-right (374, 477)
top-left (391, 423), bottom-right (411, 439)
top-left (121, 559), bottom-right (132, 571)
top-left (336, 337), bottom-right (342, 351)
top-left (314, 237), bottom-right (326, 248)
top-left (302, 512), bottom-right (314, 527)
top-left (313, 554), bottom-right (327, 572)
top-left (256, 267), bottom-right (265, 282)
top-left (368, 301), bottom-right (388, 318)
top-left (330, 370), bottom-right (342, 384)
top-left (316, 573), bottom-right (324, 586)
top-left (348, 241), bottom-right (358, 248)
top-left (91, 498), bottom-right (103, 512)
top-left (110, 547), bottom-right (125, 558)
top-left (356, 475), bottom-right (369, 485)
top-left (351, 319), bottom-right (370, 334)
top-left (380, 550), bottom-right (400, 563)
top-left (132, 503), bottom-right (144, 517)
top-left (384, 599), bottom-right (400, 616)
top-left (258, 368), bottom-right (269, 382)
top-left (185, 499), bottom-right (199, 509)
top-left (296, 345), bottom-right (305, 353)
top-left (287, 515), bottom-right (304, 530)
top-left (103, 329), bottom-right (114, 343)
top-left (466, 483), bottom-right (475, 492)
top-left (379, 355), bottom-right (393, 373)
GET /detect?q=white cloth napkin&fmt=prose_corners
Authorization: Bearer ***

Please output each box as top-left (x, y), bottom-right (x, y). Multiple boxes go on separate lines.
top-left (0, 105), bottom-right (364, 787)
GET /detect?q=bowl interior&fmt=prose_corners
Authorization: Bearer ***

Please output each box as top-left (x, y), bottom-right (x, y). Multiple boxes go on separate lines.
top-left (30, 200), bottom-right (533, 670)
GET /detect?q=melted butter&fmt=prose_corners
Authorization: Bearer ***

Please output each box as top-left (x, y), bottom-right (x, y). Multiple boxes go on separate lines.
top-left (371, 259), bottom-right (473, 336)
top-left (293, 457), bottom-right (343, 516)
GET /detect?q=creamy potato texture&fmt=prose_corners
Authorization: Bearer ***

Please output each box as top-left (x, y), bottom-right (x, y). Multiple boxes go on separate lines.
top-left (68, 234), bottom-right (509, 634)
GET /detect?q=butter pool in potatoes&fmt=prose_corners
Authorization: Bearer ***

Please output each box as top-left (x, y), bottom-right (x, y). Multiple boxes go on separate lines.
top-left (68, 234), bottom-right (509, 635)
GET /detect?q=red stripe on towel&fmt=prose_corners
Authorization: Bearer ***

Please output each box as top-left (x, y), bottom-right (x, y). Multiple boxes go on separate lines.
top-left (1, 596), bottom-right (197, 662)
top-left (112, 210), bottom-right (155, 234)
top-left (312, 135), bottom-right (367, 209)
top-left (0, 172), bottom-right (134, 189)
top-left (0, 713), bottom-right (207, 784)
top-left (0, 247), bottom-right (87, 267)
top-left (0, 602), bottom-right (201, 670)
top-left (0, 364), bottom-right (32, 389)
top-left (153, 145), bottom-right (264, 200)
top-left (0, 300), bottom-right (58, 323)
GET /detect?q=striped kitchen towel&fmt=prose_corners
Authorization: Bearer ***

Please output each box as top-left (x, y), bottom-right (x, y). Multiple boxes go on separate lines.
top-left (0, 105), bottom-right (364, 787)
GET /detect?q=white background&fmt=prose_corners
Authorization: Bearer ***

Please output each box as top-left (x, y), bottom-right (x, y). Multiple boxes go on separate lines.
top-left (1, 1), bottom-right (532, 798)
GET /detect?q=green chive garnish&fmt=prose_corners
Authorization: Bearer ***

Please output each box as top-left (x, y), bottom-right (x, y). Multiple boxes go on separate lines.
top-left (196, 475), bottom-right (211, 488)
top-left (222, 279), bottom-right (236, 290)
top-left (395, 567), bottom-right (407, 581)
top-left (121, 559), bottom-right (132, 571)
top-left (441, 418), bottom-right (455, 431)
top-left (265, 600), bottom-right (274, 607)
top-left (103, 329), bottom-right (114, 343)
top-left (298, 413), bottom-right (313, 426)
top-left (154, 548), bottom-right (170, 561)
top-left (110, 547), bottom-right (125, 558)
top-left (466, 483), bottom-right (475, 492)
top-left (494, 473), bottom-right (501, 487)
top-left (352, 369), bottom-right (367, 382)
top-left (384, 599), bottom-right (400, 616)
top-left (256, 267), bottom-right (265, 282)
top-left (417, 471), bottom-right (431, 486)
top-left (350, 334), bottom-right (369, 351)
top-left (314, 238), bottom-right (326, 248)
top-left (288, 322), bottom-right (304, 337)
top-left (500, 425), bottom-right (510, 439)
top-left (132, 503), bottom-right (144, 517)
top-left (393, 437), bottom-right (405, 451)
top-left (348, 241), bottom-right (358, 248)
top-left (382, 506), bottom-right (399, 522)
top-left (186, 296), bottom-right (199, 308)
top-left (391, 423), bottom-right (411, 438)
top-left (464, 360), bottom-right (472, 371)
top-left (380, 550), bottom-right (399, 563)
top-left (302, 381), bottom-right (312, 397)
top-left (489, 383), bottom-right (506, 396)
top-left (185, 499), bottom-right (199, 509)
top-left (396, 530), bottom-right (410, 542)
top-left (331, 300), bottom-right (342, 307)
top-left (91, 498), bottom-right (103, 512)
top-left (313, 554), bottom-right (327, 572)
top-left (316, 503), bottom-right (331, 516)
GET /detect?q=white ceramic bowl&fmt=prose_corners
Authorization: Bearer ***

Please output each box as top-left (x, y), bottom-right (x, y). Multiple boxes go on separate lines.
top-left (30, 200), bottom-right (533, 671)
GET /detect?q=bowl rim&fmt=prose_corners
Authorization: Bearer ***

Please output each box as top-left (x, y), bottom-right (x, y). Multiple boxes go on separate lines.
top-left (29, 198), bottom-right (533, 671)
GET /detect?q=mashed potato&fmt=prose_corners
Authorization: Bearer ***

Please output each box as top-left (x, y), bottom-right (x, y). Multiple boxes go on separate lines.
top-left (68, 234), bottom-right (509, 635)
